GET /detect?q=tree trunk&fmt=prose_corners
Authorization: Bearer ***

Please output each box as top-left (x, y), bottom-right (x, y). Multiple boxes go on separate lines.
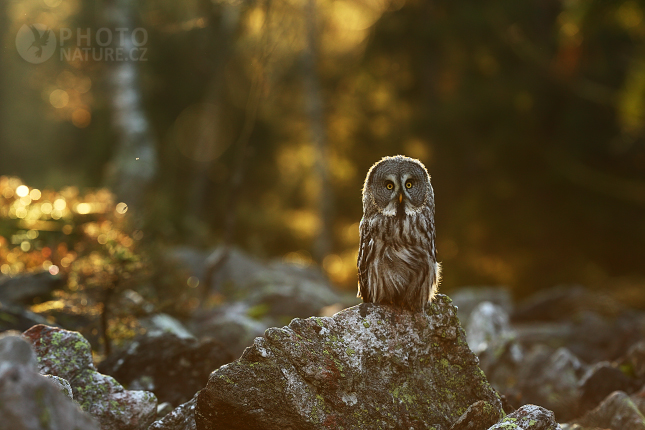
top-left (303, 0), bottom-right (333, 263)
top-left (185, 2), bottom-right (242, 226)
top-left (103, 0), bottom-right (158, 219)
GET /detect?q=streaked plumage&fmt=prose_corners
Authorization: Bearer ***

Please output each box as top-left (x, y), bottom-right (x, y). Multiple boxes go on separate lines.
top-left (357, 155), bottom-right (440, 312)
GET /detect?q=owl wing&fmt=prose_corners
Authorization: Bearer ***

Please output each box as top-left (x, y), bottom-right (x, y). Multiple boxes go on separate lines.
top-left (357, 217), bottom-right (374, 302)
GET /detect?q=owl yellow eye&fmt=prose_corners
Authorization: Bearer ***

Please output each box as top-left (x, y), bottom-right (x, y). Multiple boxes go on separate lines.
top-left (405, 181), bottom-right (413, 189)
top-left (386, 182), bottom-right (394, 190)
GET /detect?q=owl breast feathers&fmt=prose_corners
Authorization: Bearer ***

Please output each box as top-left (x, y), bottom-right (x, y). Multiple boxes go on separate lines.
top-left (357, 155), bottom-right (440, 312)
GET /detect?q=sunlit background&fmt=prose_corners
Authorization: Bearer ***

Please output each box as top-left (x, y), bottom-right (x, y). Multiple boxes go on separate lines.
top-left (2, 0), bottom-right (645, 304)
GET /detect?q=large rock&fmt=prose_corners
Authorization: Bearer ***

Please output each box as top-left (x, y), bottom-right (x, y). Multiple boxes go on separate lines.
top-left (243, 263), bottom-right (345, 320)
top-left (465, 301), bottom-right (515, 356)
top-left (464, 301), bottom-right (523, 410)
top-left (196, 295), bottom-right (503, 430)
top-left (578, 362), bottom-right (635, 413)
top-left (99, 333), bottom-right (233, 406)
top-left (191, 302), bottom-right (270, 358)
top-left (573, 391), bottom-right (645, 430)
top-left (23, 324), bottom-right (158, 430)
top-left (0, 331), bottom-right (99, 430)
top-left (517, 347), bottom-right (586, 421)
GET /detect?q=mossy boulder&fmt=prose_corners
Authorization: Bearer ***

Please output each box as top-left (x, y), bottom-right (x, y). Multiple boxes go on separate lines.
top-left (0, 332), bottom-right (98, 430)
top-left (196, 294), bottom-right (503, 430)
top-left (23, 324), bottom-right (158, 430)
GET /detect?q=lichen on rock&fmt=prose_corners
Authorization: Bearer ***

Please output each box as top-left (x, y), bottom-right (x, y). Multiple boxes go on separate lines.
top-left (488, 405), bottom-right (559, 430)
top-left (23, 324), bottom-right (157, 430)
top-left (0, 332), bottom-right (99, 430)
top-left (196, 294), bottom-right (503, 430)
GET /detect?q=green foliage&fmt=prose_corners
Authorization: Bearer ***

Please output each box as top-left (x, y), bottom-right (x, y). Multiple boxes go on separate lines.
top-left (0, 177), bottom-right (196, 352)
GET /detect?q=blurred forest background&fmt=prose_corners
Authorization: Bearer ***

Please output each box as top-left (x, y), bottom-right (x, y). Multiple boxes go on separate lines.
top-left (1, 0), bottom-right (645, 303)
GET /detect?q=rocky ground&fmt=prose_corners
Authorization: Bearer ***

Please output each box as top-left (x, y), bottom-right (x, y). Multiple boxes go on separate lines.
top-left (1, 247), bottom-right (645, 429)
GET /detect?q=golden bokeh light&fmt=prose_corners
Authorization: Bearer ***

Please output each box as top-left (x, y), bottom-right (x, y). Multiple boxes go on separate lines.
top-left (72, 109), bottom-right (91, 128)
top-left (2, 187), bottom-right (14, 198)
top-left (16, 185), bottom-right (29, 198)
top-left (30, 189), bottom-right (42, 200)
top-left (116, 202), bottom-right (128, 215)
top-left (41, 202), bottom-right (53, 214)
top-left (76, 76), bottom-right (92, 94)
top-left (53, 198), bottom-right (67, 211)
top-left (282, 250), bottom-right (313, 267)
top-left (49, 90), bottom-right (70, 109)
top-left (285, 210), bottom-right (320, 239)
top-left (617, 1), bottom-right (643, 30)
top-left (76, 202), bottom-right (91, 214)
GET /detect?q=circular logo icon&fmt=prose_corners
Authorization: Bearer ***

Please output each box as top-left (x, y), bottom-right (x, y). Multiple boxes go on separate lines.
top-left (16, 24), bottom-right (56, 64)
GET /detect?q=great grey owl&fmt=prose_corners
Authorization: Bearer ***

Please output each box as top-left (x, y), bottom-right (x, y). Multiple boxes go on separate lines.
top-left (357, 155), bottom-right (440, 312)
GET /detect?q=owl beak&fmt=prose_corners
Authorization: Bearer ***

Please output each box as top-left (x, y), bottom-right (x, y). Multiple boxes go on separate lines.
top-left (398, 193), bottom-right (403, 204)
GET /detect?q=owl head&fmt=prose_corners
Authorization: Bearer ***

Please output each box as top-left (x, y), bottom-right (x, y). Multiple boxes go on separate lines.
top-left (362, 155), bottom-right (433, 217)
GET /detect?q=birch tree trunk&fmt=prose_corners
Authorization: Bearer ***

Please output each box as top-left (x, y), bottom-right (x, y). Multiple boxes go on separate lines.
top-left (103, 0), bottom-right (158, 218)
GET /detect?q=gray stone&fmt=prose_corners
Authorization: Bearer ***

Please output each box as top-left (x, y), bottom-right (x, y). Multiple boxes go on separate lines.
top-left (519, 347), bottom-right (585, 422)
top-left (449, 400), bottom-right (503, 430)
top-left (149, 394), bottom-right (197, 430)
top-left (23, 324), bottom-right (95, 381)
top-left (195, 295), bottom-right (503, 430)
top-left (244, 264), bottom-right (343, 320)
top-left (466, 301), bottom-right (515, 356)
top-left (574, 391), bottom-right (645, 430)
top-left (579, 361), bottom-right (635, 413)
top-left (23, 324), bottom-right (158, 430)
top-left (0, 330), bottom-right (38, 373)
top-left (207, 247), bottom-right (265, 294)
top-left (139, 313), bottom-right (196, 340)
top-left (43, 374), bottom-right (73, 400)
top-left (0, 303), bottom-right (51, 336)
top-left (465, 302), bottom-right (523, 410)
top-left (488, 404), bottom-right (559, 429)
top-left (0, 271), bottom-right (62, 305)
top-left (450, 286), bottom-right (513, 323)
top-left (98, 332), bottom-right (232, 406)
top-left (0, 333), bottom-right (98, 430)
top-left (157, 402), bottom-right (174, 417)
top-left (192, 302), bottom-right (270, 357)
